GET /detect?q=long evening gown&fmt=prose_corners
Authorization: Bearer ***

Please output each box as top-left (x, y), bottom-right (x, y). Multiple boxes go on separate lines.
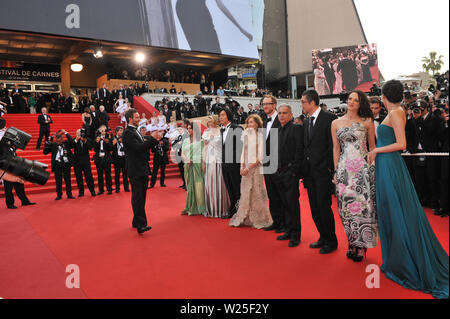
top-left (229, 130), bottom-right (273, 229)
top-left (336, 123), bottom-right (378, 249)
top-left (376, 124), bottom-right (449, 299)
top-left (333, 63), bottom-right (343, 94)
top-left (181, 139), bottom-right (206, 216)
top-left (202, 129), bottom-right (230, 218)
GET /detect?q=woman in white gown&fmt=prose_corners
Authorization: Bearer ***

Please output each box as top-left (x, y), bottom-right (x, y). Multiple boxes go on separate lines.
top-left (229, 114), bottom-right (273, 229)
top-left (114, 94), bottom-right (128, 125)
top-left (314, 60), bottom-right (330, 96)
top-left (202, 116), bottom-right (230, 218)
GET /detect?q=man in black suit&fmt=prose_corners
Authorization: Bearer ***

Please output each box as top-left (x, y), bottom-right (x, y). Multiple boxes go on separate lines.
top-left (141, 82), bottom-right (152, 94)
top-left (3, 91), bottom-right (15, 114)
top-left (301, 89), bottom-right (338, 254)
top-left (369, 96), bottom-right (386, 141)
top-left (98, 105), bottom-right (110, 130)
top-left (272, 105), bottom-right (304, 247)
top-left (210, 97), bottom-right (223, 115)
top-left (12, 84), bottom-right (25, 113)
top-left (43, 129), bottom-right (75, 200)
top-left (150, 133), bottom-right (170, 188)
top-left (162, 104), bottom-right (172, 123)
top-left (234, 107), bottom-right (247, 124)
top-left (338, 53), bottom-right (358, 92)
top-left (36, 107), bottom-right (53, 150)
top-left (98, 83), bottom-right (110, 110)
top-left (219, 108), bottom-right (243, 218)
top-left (436, 102), bottom-right (449, 217)
top-left (112, 126), bottom-right (129, 193)
top-left (123, 108), bottom-right (162, 235)
top-left (93, 126), bottom-right (113, 195)
top-left (169, 85), bottom-right (177, 94)
top-left (261, 96), bottom-right (285, 233)
top-left (70, 128), bottom-right (96, 197)
top-left (174, 97), bottom-right (183, 120)
top-left (414, 100), bottom-right (443, 210)
top-left (323, 57), bottom-right (336, 94)
top-left (89, 105), bottom-right (100, 138)
top-left (248, 103), bottom-right (257, 115)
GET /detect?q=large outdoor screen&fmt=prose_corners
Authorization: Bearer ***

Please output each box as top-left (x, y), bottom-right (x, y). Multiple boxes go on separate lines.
top-left (312, 43), bottom-right (379, 96)
top-left (0, 0), bottom-right (258, 59)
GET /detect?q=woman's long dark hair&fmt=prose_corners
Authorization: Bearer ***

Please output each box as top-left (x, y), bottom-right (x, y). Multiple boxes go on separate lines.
top-left (350, 90), bottom-right (374, 120)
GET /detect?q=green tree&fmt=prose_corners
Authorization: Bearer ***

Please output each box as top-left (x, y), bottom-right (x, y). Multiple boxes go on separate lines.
top-left (422, 52), bottom-right (444, 75)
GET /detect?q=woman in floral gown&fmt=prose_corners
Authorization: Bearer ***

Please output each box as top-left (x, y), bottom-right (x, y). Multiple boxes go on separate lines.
top-left (331, 90), bottom-right (378, 262)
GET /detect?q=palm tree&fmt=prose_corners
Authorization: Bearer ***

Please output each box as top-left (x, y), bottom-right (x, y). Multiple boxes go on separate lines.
top-left (422, 52), bottom-right (445, 75)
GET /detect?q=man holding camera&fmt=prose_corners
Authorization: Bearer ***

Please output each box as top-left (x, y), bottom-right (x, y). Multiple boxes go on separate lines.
top-left (43, 129), bottom-right (75, 200)
top-left (149, 130), bottom-right (169, 188)
top-left (112, 126), bottom-right (129, 193)
top-left (93, 126), bottom-right (113, 195)
top-left (71, 128), bottom-right (96, 198)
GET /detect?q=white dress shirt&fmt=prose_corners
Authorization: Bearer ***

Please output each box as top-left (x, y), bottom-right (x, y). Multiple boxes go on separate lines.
top-left (265, 111), bottom-right (278, 139)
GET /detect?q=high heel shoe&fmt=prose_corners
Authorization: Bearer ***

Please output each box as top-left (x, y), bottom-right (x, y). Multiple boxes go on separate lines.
top-left (352, 247), bottom-right (367, 262)
top-left (346, 245), bottom-right (355, 259)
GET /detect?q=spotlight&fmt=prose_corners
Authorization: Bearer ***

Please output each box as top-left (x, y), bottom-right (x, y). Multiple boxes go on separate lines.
top-left (135, 52), bottom-right (145, 63)
top-left (70, 62), bottom-right (83, 72)
top-left (93, 49), bottom-right (103, 59)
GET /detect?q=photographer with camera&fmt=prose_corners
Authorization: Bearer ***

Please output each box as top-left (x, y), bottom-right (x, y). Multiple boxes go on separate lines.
top-left (93, 125), bottom-right (113, 195)
top-left (112, 126), bottom-right (129, 193)
top-left (413, 99), bottom-right (444, 210)
top-left (43, 129), bottom-right (75, 200)
top-left (1, 125), bottom-right (36, 209)
top-left (195, 92), bottom-right (207, 117)
top-left (70, 128), bottom-right (96, 198)
top-left (149, 130), bottom-right (170, 189)
top-left (436, 100), bottom-right (449, 217)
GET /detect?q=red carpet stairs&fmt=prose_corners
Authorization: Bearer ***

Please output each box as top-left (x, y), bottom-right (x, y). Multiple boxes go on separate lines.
top-left (1, 114), bottom-right (181, 198)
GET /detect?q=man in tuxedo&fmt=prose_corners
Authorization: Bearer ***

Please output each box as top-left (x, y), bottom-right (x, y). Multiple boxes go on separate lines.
top-left (272, 105), bottom-right (304, 247)
top-left (150, 132), bottom-right (169, 188)
top-left (248, 103), bottom-right (257, 115)
top-left (301, 89), bottom-right (338, 254)
top-left (90, 105), bottom-right (100, 138)
top-left (3, 91), bottom-right (15, 114)
top-left (261, 96), bottom-right (285, 233)
top-left (414, 100), bottom-right (443, 210)
top-left (112, 126), bottom-right (129, 193)
top-left (36, 107), bottom-right (53, 150)
top-left (174, 97), bottom-right (183, 120)
top-left (98, 105), bottom-right (110, 130)
top-left (210, 97), bottom-right (223, 115)
top-left (98, 84), bottom-right (111, 111)
top-left (43, 129), bottom-right (75, 200)
top-left (93, 126), bottom-right (113, 195)
top-left (338, 53), bottom-right (358, 92)
top-left (12, 84), bottom-right (26, 113)
top-left (162, 104), bottom-right (172, 123)
top-left (369, 96), bottom-right (386, 140)
top-left (219, 108), bottom-right (243, 218)
top-left (323, 57), bottom-right (336, 94)
top-left (70, 129), bottom-right (96, 197)
top-left (123, 108), bottom-right (162, 235)
top-left (169, 85), bottom-right (177, 94)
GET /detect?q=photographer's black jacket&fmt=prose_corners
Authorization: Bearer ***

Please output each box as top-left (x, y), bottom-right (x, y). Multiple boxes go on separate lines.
top-left (93, 136), bottom-right (113, 164)
top-left (112, 136), bottom-right (126, 164)
top-left (151, 138), bottom-right (170, 165)
top-left (43, 134), bottom-right (75, 172)
top-left (69, 138), bottom-right (93, 166)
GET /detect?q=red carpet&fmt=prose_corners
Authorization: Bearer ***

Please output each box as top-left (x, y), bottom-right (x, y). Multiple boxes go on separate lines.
top-left (355, 66), bottom-right (380, 93)
top-left (133, 96), bottom-right (159, 117)
top-left (0, 180), bottom-right (447, 299)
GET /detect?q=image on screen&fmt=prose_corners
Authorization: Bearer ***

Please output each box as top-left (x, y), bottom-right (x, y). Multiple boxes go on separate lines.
top-left (312, 43), bottom-right (379, 96)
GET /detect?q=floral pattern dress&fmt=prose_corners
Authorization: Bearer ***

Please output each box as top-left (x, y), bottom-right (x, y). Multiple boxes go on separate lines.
top-left (336, 122), bottom-right (378, 249)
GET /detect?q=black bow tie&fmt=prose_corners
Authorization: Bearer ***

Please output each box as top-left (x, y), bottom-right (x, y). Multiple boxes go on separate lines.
top-left (374, 118), bottom-right (381, 122)
top-left (267, 117), bottom-right (272, 123)
top-left (220, 128), bottom-right (225, 134)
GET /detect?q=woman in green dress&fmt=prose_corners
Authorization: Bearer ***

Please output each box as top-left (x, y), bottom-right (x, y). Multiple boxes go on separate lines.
top-left (181, 122), bottom-right (205, 216)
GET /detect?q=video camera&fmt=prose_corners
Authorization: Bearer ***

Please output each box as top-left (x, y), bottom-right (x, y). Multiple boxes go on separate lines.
top-left (0, 125), bottom-right (50, 185)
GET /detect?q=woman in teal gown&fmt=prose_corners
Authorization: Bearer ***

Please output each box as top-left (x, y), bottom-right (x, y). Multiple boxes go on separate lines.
top-left (369, 80), bottom-right (448, 299)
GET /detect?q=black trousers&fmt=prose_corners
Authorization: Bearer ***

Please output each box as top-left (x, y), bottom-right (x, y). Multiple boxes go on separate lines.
top-left (414, 156), bottom-right (440, 207)
top-left (54, 164), bottom-right (72, 197)
top-left (222, 163), bottom-right (241, 215)
top-left (36, 129), bottom-right (50, 149)
top-left (114, 158), bottom-right (129, 191)
top-left (130, 176), bottom-right (149, 228)
top-left (178, 161), bottom-right (185, 185)
top-left (3, 181), bottom-right (30, 207)
top-left (304, 171), bottom-right (337, 247)
top-left (272, 170), bottom-right (301, 241)
top-left (264, 173), bottom-right (285, 229)
top-left (440, 156), bottom-right (449, 212)
top-left (151, 159), bottom-right (166, 186)
top-left (96, 160), bottom-right (112, 193)
top-left (74, 162), bottom-right (95, 195)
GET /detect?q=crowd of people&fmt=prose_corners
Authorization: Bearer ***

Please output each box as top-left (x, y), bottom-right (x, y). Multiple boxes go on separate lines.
top-left (312, 44), bottom-right (378, 96)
